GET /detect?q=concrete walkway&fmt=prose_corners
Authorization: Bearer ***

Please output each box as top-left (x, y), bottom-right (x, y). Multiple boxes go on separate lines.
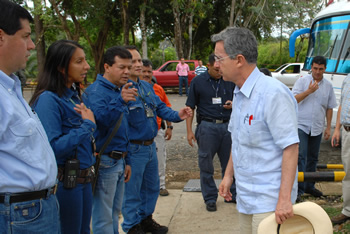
top-left (118, 182), bottom-right (342, 234)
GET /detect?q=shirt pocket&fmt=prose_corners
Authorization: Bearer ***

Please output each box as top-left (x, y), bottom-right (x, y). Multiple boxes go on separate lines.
top-left (128, 103), bottom-right (144, 127)
top-left (62, 116), bottom-right (82, 134)
top-left (248, 120), bottom-right (269, 146)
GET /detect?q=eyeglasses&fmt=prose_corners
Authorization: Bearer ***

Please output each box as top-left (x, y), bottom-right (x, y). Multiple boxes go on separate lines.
top-left (214, 55), bottom-right (232, 63)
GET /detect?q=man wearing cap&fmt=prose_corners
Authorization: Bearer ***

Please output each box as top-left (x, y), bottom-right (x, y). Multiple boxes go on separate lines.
top-left (0, 0), bottom-right (60, 232)
top-left (292, 55), bottom-right (336, 201)
top-left (331, 73), bottom-right (350, 225)
top-left (213, 27), bottom-right (299, 233)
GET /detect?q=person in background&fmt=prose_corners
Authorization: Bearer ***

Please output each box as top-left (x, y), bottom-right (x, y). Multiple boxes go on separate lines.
top-left (292, 56), bottom-right (336, 201)
top-left (331, 73), bottom-right (350, 225)
top-left (195, 60), bottom-right (207, 76)
top-left (213, 27), bottom-right (299, 234)
top-left (259, 67), bottom-right (272, 77)
top-left (84, 46), bottom-right (135, 234)
top-left (30, 40), bottom-right (95, 233)
top-left (141, 59), bottom-right (173, 196)
top-left (0, 1), bottom-right (60, 232)
top-left (186, 53), bottom-right (236, 212)
top-left (122, 46), bottom-right (192, 234)
top-left (176, 57), bottom-right (190, 96)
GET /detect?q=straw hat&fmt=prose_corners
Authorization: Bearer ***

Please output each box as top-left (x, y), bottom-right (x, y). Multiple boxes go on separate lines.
top-left (258, 202), bottom-right (333, 234)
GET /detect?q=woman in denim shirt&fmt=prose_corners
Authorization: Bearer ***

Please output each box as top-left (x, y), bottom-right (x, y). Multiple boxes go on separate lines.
top-left (29, 40), bottom-right (96, 234)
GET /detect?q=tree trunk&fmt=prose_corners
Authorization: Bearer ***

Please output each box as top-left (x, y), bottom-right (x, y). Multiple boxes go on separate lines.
top-left (187, 10), bottom-right (193, 60)
top-left (172, 0), bottom-right (183, 59)
top-left (122, 0), bottom-right (130, 45)
top-left (229, 0), bottom-right (236, 26)
top-left (140, 0), bottom-right (148, 59)
top-left (33, 0), bottom-right (45, 80)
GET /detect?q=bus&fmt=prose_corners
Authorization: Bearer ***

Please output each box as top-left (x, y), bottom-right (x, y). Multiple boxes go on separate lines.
top-left (289, 0), bottom-right (350, 125)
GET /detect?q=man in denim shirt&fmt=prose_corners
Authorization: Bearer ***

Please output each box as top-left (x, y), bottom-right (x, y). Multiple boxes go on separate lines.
top-left (84, 46), bottom-right (136, 234)
top-left (0, 1), bottom-right (60, 232)
top-left (122, 46), bottom-right (192, 234)
top-left (213, 27), bottom-right (299, 234)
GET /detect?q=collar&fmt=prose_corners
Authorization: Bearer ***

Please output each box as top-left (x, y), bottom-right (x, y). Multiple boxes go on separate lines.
top-left (97, 74), bottom-right (121, 91)
top-left (234, 67), bottom-right (260, 98)
top-left (0, 70), bottom-right (21, 92)
top-left (62, 86), bottom-right (76, 101)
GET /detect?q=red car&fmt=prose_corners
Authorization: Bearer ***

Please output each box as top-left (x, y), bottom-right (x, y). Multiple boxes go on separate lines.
top-left (153, 60), bottom-right (199, 87)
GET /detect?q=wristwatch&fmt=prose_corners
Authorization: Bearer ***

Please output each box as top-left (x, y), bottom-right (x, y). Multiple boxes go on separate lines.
top-left (167, 125), bottom-right (173, 130)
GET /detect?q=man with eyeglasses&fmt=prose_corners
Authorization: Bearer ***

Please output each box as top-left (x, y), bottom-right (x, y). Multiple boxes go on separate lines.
top-left (186, 54), bottom-right (236, 212)
top-left (213, 27), bottom-right (299, 233)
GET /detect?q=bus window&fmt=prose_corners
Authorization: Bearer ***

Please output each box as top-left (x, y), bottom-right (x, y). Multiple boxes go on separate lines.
top-left (336, 27), bottom-right (350, 74)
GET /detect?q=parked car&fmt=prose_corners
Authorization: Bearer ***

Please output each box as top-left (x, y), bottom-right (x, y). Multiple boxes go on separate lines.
top-left (153, 60), bottom-right (199, 87)
top-left (271, 63), bottom-right (304, 89)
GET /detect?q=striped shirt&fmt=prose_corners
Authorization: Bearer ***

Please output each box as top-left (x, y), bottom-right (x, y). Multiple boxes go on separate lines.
top-left (195, 65), bottom-right (207, 75)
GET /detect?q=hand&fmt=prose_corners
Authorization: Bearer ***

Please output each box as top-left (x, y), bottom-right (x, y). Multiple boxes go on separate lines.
top-left (223, 100), bottom-right (232, 110)
top-left (324, 127), bottom-right (331, 140)
top-left (124, 165), bottom-right (131, 182)
top-left (121, 82), bottom-right (138, 103)
top-left (74, 103), bottom-right (95, 124)
top-left (187, 131), bottom-right (196, 147)
top-left (275, 199), bottom-right (294, 224)
top-left (178, 106), bottom-right (193, 120)
top-left (308, 80), bottom-right (319, 94)
top-left (165, 128), bottom-right (172, 140)
top-left (218, 176), bottom-right (233, 202)
top-left (331, 128), bottom-right (341, 147)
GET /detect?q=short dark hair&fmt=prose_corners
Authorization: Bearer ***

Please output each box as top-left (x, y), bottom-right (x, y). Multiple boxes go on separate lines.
top-left (0, 0), bottom-right (33, 35)
top-left (124, 45), bottom-right (139, 52)
top-left (104, 46), bottom-right (132, 67)
top-left (312, 56), bottom-right (327, 67)
top-left (259, 68), bottom-right (272, 77)
top-left (142, 59), bottom-right (152, 68)
top-left (208, 54), bottom-right (215, 65)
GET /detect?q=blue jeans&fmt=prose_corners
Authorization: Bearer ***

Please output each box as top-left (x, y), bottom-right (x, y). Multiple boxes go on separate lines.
top-left (0, 192), bottom-right (60, 233)
top-left (297, 129), bottom-right (322, 195)
top-left (56, 181), bottom-right (92, 234)
top-left (195, 121), bottom-right (236, 203)
top-left (178, 76), bottom-right (188, 96)
top-left (92, 155), bottom-right (125, 234)
top-left (122, 143), bottom-right (159, 232)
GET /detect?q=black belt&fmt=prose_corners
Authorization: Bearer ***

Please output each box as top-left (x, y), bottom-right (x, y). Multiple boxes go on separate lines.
top-left (201, 117), bottom-right (229, 124)
top-left (130, 139), bottom-right (154, 146)
top-left (0, 185), bottom-right (57, 204)
top-left (107, 151), bottom-right (127, 160)
top-left (57, 167), bottom-right (95, 184)
top-left (344, 125), bottom-right (350, 132)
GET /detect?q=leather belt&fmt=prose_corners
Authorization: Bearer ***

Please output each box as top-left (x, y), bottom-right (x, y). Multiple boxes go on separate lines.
top-left (0, 185), bottom-right (57, 204)
top-left (201, 117), bottom-right (229, 124)
top-left (58, 166), bottom-right (95, 184)
top-left (107, 151), bottom-right (127, 160)
top-left (344, 125), bottom-right (350, 132)
top-left (130, 139), bottom-right (154, 146)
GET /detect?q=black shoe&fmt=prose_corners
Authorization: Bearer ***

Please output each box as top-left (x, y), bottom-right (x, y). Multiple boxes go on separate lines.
top-left (296, 194), bottom-right (302, 203)
top-left (206, 202), bottom-right (217, 212)
top-left (141, 215), bottom-right (168, 234)
top-left (305, 188), bottom-right (323, 197)
top-left (224, 199), bottom-right (236, 204)
top-left (128, 224), bottom-right (145, 234)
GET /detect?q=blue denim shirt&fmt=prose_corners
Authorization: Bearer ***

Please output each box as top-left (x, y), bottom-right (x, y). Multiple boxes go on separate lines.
top-left (127, 78), bottom-right (182, 141)
top-left (83, 74), bottom-right (129, 153)
top-left (228, 67), bottom-right (299, 214)
top-left (0, 70), bottom-right (57, 192)
top-left (33, 88), bottom-right (96, 169)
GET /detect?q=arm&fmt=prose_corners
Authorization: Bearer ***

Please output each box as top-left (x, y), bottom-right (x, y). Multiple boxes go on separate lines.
top-left (186, 107), bottom-right (196, 147)
top-left (275, 143), bottom-right (298, 224)
top-left (294, 80), bottom-right (318, 103)
top-left (324, 108), bottom-right (333, 140)
top-left (331, 105), bottom-right (342, 147)
top-left (219, 153), bottom-right (234, 201)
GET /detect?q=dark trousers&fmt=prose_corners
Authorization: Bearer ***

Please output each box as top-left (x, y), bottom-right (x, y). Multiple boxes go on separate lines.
top-left (195, 120), bottom-right (236, 203)
top-left (297, 129), bottom-right (322, 195)
top-left (178, 76), bottom-right (188, 96)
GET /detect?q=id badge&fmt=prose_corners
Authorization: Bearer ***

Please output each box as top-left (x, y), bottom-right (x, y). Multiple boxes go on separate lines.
top-left (145, 107), bottom-right (154, 118)
top-left (212, 97), bottom-right (222, 105)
